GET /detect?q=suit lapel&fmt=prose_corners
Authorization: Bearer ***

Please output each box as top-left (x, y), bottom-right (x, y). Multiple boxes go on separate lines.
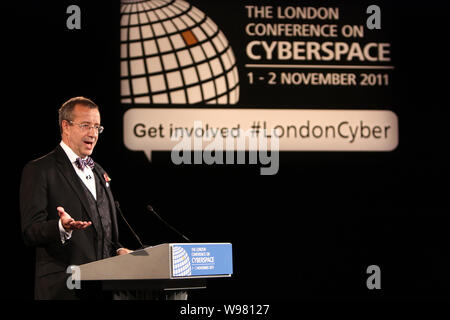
top-left (54, 145), bottom-right (98, 234)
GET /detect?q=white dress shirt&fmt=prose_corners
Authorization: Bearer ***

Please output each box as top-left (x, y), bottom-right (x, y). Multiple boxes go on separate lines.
top-left (60, 141), bottom-right (96, 199)
top-left (58, 141), bottom-right (97, 243)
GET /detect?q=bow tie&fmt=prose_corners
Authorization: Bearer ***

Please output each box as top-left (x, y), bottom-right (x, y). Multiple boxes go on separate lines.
top-left (75, 157), bottom-right (95, 171)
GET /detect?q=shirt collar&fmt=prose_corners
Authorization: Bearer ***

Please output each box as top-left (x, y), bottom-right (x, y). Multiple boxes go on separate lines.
top-left (60, 141), bottom-right (86, 163)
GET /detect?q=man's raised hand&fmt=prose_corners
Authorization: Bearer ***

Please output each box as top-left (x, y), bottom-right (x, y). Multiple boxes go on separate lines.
top-left (57, 206), bottom-right (92, 231)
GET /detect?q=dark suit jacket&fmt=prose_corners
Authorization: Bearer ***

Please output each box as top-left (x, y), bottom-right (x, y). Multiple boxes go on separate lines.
top-left (20, 145), bottom-right (121, 299)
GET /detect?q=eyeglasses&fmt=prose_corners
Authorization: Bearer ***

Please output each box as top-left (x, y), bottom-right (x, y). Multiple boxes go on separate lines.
top-left (68, 120), bottom-right (104, 134)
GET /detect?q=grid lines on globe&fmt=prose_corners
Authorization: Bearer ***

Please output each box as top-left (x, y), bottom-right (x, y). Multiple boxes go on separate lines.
top-left (120, 0), bottom-right (240, 105)
top-left (172, 246), bottom-right (192, 277)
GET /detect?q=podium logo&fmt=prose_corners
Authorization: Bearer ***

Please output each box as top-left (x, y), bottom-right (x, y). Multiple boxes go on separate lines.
top-left (120, 0), bottom-right (239, 105)
top-left (172, 246), bottom-right (192, 277)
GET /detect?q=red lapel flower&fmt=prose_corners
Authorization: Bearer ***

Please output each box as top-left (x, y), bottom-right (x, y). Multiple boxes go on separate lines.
top-left (103, 172), bottom-right (111, 183)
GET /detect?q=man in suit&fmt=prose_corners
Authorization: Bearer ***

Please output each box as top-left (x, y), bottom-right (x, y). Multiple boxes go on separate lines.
top-left (20, 96), bottom-right (132, 299)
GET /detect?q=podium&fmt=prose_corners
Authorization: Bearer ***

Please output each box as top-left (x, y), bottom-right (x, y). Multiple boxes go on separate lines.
top-left (74, 243), bottom-right (233, 297)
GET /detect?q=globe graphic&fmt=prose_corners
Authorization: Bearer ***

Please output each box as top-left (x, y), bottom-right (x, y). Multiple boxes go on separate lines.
top-left (172, 246), bottom-right (192, 277)
top-left (120, 0), bottom-right (240, 105)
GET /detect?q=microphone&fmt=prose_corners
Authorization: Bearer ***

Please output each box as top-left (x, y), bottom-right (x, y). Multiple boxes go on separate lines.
top-left (146, 205), bottom-right (191, 242)
top-left (115, 201), bottom-right (145, 249)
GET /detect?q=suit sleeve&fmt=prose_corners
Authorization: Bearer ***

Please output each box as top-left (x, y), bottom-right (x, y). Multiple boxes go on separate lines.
top-left (20, 161), bottom-right (60, 246)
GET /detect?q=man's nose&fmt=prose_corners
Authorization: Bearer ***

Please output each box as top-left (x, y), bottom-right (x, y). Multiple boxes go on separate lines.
top-left (87, 127), bottom-right (98, 136)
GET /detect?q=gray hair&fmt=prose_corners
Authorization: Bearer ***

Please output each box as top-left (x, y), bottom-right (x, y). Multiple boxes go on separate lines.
top-left (58, 96), bottom-right (98, 135)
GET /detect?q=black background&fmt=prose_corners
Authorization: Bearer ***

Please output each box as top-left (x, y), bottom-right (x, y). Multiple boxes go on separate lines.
top-left (5, 0), bottom-right (449, 302)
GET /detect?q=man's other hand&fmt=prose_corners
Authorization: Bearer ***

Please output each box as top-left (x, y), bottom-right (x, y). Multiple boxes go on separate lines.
top-left (117, 248), bottom-right (134, 255)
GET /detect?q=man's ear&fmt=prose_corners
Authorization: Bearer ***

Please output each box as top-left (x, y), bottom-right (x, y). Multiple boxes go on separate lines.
top-left (61, 120), bottom-right (70, 136)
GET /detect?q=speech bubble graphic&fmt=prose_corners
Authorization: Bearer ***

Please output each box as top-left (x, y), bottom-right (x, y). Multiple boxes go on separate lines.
top-left (123, 108), bottom-right (398, 161)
